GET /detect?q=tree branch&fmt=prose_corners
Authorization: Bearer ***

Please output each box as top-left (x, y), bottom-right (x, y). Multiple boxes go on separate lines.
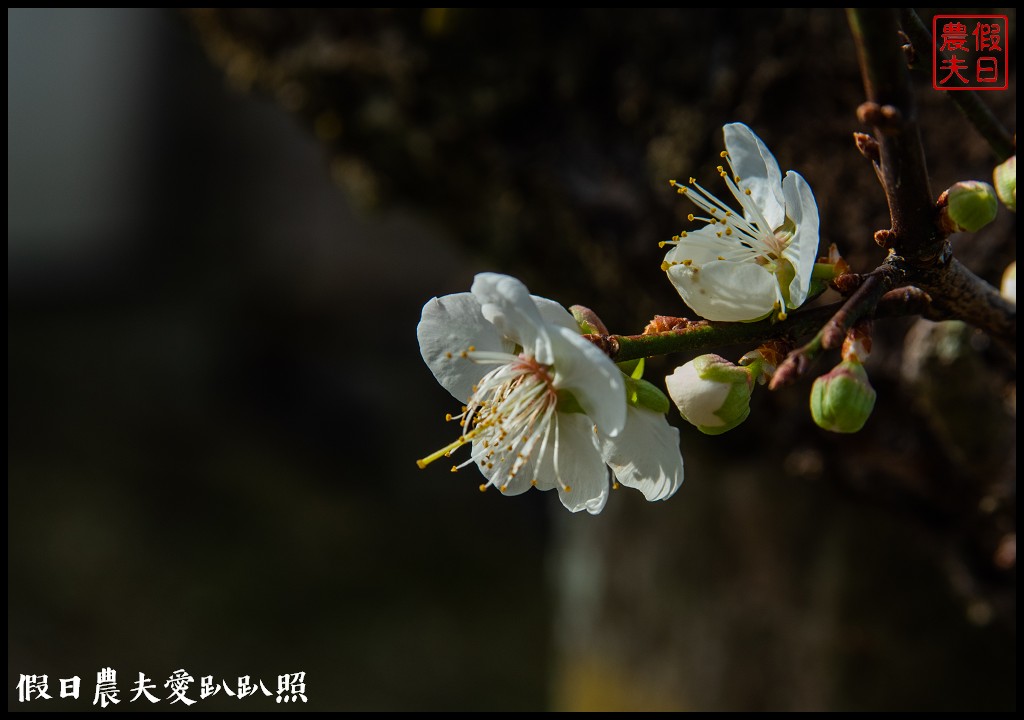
top-left (770, 263), bottom-right (902, 389)
top-left (848, 8), bottom-right (943, 265)
top-left (586, 283), bottom-right (932, 365)
top-left (846, 8), bottom-right (1015, 351)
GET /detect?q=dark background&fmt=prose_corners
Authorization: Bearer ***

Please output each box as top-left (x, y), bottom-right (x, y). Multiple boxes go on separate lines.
top-left (8, 8), bottom-right (1016, 711)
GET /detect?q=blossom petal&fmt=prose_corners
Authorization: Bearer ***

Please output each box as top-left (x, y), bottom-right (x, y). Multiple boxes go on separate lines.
top-left (782, 171), bottom-right (820, 308)
top-left (602, 406), bottom-right (683, 502)
top-left (667, 260), bottom-right (777, 321)
top-left (417, 292), bottom-right (510, 403)
top-left (550, 326), bottom-right (627, 436)
top-left (531, 296), bottom-right (581, 333)
top-left (553, 413), bottom-right (610, 514)
top-left (724, 123), bottom-right (786, 231)
top-left (471, 273), bottom-right (555, 364)
top-left (664, 225), bottom-right (740, 267)
top-left (665, 361), bottom-right (731, 429)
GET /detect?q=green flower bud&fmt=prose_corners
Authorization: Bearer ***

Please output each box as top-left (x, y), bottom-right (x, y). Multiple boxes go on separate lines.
top-left (665, 354), bottom-right (754, 435)
top-left (943, 180), bottom-right (999, 233)
top-left (993, 156), bottom-right (1016, 212)
top-left (810, 359), bottom-right (876, 434)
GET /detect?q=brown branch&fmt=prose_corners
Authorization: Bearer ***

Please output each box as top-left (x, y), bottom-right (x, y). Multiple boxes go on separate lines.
top-left (912, 257), bottom-right (1017, 354)
top-left (847, 8), bottom-right (1015, 350)
top-left (848, 8), bottom-right (944, 265)
top-left (770, 264), bottom-right (902, 389)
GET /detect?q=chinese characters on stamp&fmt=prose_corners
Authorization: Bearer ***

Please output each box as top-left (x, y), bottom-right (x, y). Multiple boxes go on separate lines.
top-left (933, 14), bottom-right (1009, 91)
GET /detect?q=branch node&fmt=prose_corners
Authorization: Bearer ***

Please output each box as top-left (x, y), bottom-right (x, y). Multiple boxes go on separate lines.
top-left (582, 334), bottom-right (620, 360)
top-left (832, 272), bottom-right (864, 295)
top-left (874, 228), bottom-right (896, 249)
top-left (768, 352), bottom-right (809, 391)
top-left (643, 315), bottom-right (692, 334)
top-left (899, 31), bottom-right (917, 68)
top-left (853, 132), bottom-right (881, 164)
top-left (856, 101), bottom-right (903, 133)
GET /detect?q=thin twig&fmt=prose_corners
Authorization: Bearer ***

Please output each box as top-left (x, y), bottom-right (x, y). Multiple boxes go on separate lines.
top-left (586, 279), bottom-right (930, 365)
top-left (770, 264), bottom-right (901, 389)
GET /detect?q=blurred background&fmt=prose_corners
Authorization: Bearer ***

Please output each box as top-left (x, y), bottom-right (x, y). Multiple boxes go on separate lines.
top-left (8, 8), bottom-right (1015, 711)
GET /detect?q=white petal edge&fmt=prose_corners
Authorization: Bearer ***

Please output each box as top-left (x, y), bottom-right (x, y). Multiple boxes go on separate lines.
top-left (471, 273), bottom-right (555, 364)
top-left (553, 413), bottom-right (610, 514)
top-left (723, 122), bottom-right (785, 231)
top-left (602, 405), bottom-right (684, 502)
top-left (417, 292), bottom-right (509, 403)
top-left (531, 295), bottom-right (581, 333)
top-left (781, 171), bottom-right (820, 308)
top-left (550, 326), bottom-right (627, 437)
top-left (667, 260), bottom-right (778, 322)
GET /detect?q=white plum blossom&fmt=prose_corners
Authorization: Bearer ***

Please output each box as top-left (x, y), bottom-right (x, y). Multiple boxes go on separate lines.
top-left (417, 272), bottom-right (683, 514)
top-left (662, 122), bottom-right (820, 322)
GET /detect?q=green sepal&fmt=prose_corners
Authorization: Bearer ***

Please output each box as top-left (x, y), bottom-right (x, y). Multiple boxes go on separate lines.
top-left (617, 357), bottom-right (646, 380)
top-left (624, 375), bottom-right (670, 414)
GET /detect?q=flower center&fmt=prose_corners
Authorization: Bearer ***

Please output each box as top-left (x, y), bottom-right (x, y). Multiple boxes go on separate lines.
top-left (661, 154), bottom-right (797, 318)
top-left (416, 350), bottom-right (561, 493)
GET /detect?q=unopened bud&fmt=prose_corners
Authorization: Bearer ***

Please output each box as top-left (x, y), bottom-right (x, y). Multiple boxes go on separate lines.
top-left (569, 305), bottom-right (609, 335)
top-left (666, 354), bottom-right (754, 435)
top-left (810, 360), bottom-right (876, 434)
top-left (942, 180), bottom-right (999, 233)
top-left (1002, 261), bottom-right (1016, 304)
top-left (993, 156), bottom-right (1016, 212)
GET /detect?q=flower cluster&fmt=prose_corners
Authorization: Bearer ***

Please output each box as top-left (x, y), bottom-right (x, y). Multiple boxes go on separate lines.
top-left (417, 273), bottom-right (683, 514)
top-left (415, 124), bottom-right (836, 515)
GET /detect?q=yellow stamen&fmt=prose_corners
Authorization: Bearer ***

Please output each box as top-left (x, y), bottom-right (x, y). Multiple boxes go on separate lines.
top-left (417, 428), bottom-right (480, 469)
